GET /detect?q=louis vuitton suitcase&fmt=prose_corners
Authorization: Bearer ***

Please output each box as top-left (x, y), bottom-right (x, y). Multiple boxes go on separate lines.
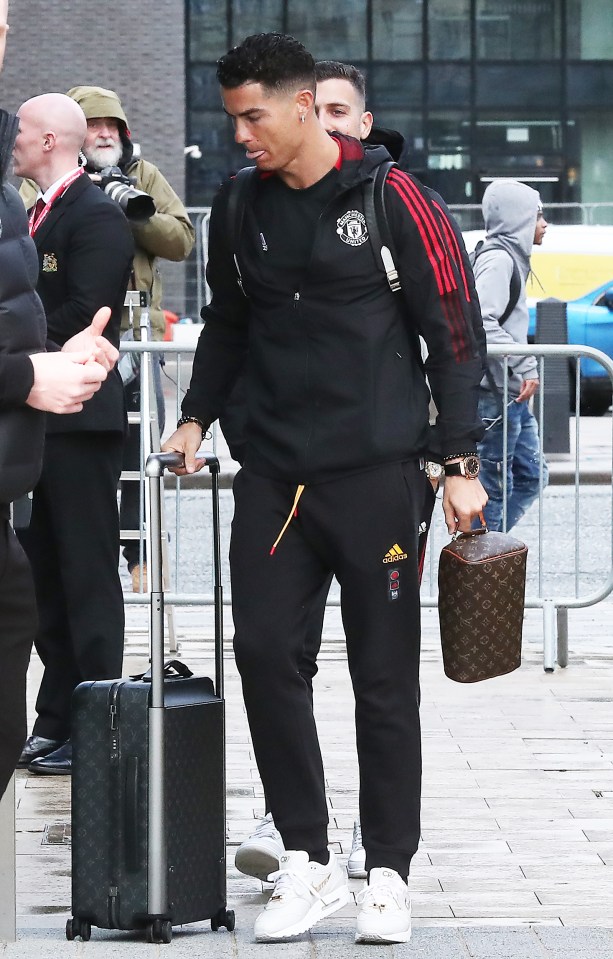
top-left (67, 452), bottom-right (234, 943)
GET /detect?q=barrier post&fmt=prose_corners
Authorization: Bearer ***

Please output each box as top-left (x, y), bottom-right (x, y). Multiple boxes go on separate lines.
top-left (0, 776), bottom-right (16, 941)
top-left (557, 607), bottom-right (569, 668)
top-left (535, 299), bottom-right (570, 455)
top-left (543, 599), bottom-right (557, 672)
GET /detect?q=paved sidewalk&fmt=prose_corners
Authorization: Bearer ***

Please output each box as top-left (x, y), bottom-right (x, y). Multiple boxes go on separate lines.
top-left (4, 605), bottom-right (613, 957)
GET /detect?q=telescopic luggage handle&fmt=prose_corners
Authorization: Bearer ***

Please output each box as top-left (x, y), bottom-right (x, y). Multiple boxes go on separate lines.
top-left (144, 451), bottom-right (220, 478)
top-left (145, 451), bottom-right (223, 704)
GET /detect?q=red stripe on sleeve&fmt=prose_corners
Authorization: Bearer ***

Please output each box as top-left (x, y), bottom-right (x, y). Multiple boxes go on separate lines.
top-left (389, 170), bottom-right (457, 296)
top-left (432, 200), bottom-right (472, 302)
top-left (387, 170), bottom-right (472, 362)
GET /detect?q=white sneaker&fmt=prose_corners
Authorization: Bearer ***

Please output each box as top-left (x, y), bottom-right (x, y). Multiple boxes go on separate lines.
top-left (355, 867), bottom-right (412, 944)
top-left (254, 850), bottom-right (349, 941)
top-left (347, 818), bottom-right (366, 879)
top-left (234, 813), bottom-right (284, 881)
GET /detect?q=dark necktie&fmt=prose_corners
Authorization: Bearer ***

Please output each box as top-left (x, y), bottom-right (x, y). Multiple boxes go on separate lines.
top-left (32, 197), bottom-right (45, 220)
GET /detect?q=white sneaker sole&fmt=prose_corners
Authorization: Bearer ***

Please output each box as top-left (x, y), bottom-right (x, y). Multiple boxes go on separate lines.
top-left (355, 926), bottom-right (412, 944)
top-left (255, 883), bottom-right (350, 941)
top-left (347, 859), bottom-right (367, 879)
top-left (234, 842), bottom-right (281, 881)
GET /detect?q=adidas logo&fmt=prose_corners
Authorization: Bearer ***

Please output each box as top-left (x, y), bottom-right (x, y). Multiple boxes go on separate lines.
top-left (383, 543), bottom-right (408, 564)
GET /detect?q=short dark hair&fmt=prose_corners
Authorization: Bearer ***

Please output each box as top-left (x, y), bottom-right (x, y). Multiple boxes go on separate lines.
top-left (217, 33), bottom-right (316, 95)
top-left (315, 60), bottom-right (367, 103)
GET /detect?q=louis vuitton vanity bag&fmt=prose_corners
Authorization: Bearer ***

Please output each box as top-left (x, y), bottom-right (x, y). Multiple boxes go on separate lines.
top-left (438, 526), bottom-right (527, 683)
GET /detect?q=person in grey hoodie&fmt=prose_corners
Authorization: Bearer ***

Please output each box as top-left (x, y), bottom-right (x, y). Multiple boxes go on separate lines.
top-left (474, 178), bottom-right (549, 531)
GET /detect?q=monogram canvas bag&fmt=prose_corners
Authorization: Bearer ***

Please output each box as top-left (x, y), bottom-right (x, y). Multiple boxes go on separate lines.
top-left (438, 527), bottom-right (527, 683)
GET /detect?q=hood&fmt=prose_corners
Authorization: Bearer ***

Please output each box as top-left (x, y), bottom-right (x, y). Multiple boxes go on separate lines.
top-left (66, 85), bottom-right (134, 168)
top-left (364, 125), bottom-right (405, 163)
top-left (482, 178), bottom-right (541, 263)
top-left (330, 133), bottom-right (392, 189)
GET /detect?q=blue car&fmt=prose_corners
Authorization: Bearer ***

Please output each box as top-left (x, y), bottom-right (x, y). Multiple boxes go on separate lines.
top-left (528, 281), bottom-right (613, 415)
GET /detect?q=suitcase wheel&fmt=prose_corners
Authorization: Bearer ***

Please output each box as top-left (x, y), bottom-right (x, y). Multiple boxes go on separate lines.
top-left (211, 907), bottom-right (235, 932)
top-left (66, 917), bottom-right (91, 941)
top-left (145, 919), bottom-right (172, 944)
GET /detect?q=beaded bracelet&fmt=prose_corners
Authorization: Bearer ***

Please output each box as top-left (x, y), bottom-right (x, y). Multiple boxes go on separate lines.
top-left (443, 452), bottom-right (478, 461)
top-left (177, 414), bottom-right (207, 440)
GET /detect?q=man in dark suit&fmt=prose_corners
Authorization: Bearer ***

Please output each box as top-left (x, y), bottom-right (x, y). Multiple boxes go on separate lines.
top-left (13, 93), bottom-right (134, 774)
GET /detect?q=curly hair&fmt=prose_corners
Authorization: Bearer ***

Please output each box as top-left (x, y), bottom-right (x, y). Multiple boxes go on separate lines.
top-left (217, 33), bottom-right (316, 95)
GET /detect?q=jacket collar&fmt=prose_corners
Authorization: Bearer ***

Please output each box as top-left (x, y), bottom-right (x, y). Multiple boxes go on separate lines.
top-left (252, 133), bottom-right (393, 194)
top-left (31, 173), bottom-right (92, 247)
top-left (332, 133), bottom-right (393, 191)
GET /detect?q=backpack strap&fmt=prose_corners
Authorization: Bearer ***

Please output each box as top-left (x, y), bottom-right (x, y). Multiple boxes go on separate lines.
top-left (471, 241), bottom-right (521, 326)
top-left (470, 241), bottom-right (522, 411)
top-left (365, 161), bottom-right (429, 376)
top-left (364, 160), bottom-right (401, 293)
top-left (499, 258), bottom-right (521, 324)
top-left (226, 166), bottom-right (257, 297)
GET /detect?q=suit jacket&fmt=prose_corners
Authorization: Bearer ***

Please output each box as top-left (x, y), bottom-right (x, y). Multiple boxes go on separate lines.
top-left (32, 173), bottom-right (134, 433)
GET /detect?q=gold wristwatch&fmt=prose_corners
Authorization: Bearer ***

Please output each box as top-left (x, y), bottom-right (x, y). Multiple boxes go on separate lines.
top-left (443, 455), bottom-right (481, 479)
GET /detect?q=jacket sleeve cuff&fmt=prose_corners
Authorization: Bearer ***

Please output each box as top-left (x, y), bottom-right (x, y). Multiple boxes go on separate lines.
top-left (441, 444), bottom-right (479, 459)
top-left (0, 353), bottom-right (36, 408)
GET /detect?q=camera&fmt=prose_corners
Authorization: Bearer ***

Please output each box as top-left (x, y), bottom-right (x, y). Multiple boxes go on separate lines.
top-left (98, 166), bottom-right (155, 223)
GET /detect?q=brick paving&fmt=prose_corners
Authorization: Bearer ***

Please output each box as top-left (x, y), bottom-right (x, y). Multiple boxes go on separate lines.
top-left (3, 604), bottom-right (613, 957)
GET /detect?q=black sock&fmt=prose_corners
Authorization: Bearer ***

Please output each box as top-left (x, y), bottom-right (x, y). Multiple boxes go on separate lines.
top-left (308, 848), bottom-right (330, 866)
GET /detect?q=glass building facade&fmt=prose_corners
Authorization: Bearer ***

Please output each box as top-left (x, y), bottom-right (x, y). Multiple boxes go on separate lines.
top-left (186, 0), bottom-right (613, 209)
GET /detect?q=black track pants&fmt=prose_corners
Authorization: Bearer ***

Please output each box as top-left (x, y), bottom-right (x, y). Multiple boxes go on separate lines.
top-left (18, 432), bottom-right (125, 741)
top-left (231, 461), bottom-right (434, 877)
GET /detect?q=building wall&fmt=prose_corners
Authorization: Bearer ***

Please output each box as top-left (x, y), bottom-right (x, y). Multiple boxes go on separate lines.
top-left (185, 0), bottom-right (613, 210)
top-left (2, 0), bottom-right (187, 202)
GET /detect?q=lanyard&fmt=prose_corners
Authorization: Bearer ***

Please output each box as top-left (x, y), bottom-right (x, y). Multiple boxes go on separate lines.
top-left (28, 168), bottom-right (84, 237)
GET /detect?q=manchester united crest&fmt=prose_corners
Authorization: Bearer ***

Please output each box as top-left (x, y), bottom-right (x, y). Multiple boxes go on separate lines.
top-left (336, 210), bottom-right (368, 247)
top-left (42, 253), bottom-right (58, 273)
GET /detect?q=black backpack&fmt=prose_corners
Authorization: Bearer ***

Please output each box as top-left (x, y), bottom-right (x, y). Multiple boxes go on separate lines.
top-left (225, 160), bottom-right (406, 298)
top-left (223, 160), bottom-right (477, 380)
top-left (469, 239), bottom-right (521, 326)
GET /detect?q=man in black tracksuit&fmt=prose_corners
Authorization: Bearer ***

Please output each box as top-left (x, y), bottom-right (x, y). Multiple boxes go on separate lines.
top-left (163, 33), bottom-right (487, 946)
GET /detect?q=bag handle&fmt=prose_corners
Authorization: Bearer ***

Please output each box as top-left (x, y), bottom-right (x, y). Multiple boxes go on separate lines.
top-left (452, 511), bottom-right (487, 541)
top-left (130, 659), bottom-right (194, 683)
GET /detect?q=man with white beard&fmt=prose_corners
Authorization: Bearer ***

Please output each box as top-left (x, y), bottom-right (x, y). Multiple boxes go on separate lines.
top-left (20, 87), bottom-right (195, 590)
top-left (68, 88), bottom-right (194, 590)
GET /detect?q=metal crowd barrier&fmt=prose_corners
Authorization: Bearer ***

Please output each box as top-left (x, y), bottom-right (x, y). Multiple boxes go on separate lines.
top-left (419, 343), bottom-right (613, 672)
top-left (120, 340), bottom-right (613, 674)
top-left (170, 204), bottom-right (613, 319)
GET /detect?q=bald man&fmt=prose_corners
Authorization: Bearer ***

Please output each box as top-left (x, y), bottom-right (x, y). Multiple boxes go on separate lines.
top-left (0, 4), bottom-right (125, 798)
top-left (14, 93), bottom-right (134, 775)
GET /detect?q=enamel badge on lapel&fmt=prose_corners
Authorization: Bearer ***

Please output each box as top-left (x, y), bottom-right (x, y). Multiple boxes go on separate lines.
top-left (42, 253), bottom-right (58, 273)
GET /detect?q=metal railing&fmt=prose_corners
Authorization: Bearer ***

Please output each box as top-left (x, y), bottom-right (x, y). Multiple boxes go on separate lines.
top-left (121, 340), bottom-right (613, 674)
top-left (161, 201), bottom-right (613, 321)
top-left (448, 201), bottom-right (613, 232)
top-left (419, 343), bottom-right (613, 672)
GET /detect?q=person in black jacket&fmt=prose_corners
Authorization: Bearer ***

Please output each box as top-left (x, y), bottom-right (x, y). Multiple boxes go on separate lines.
top-left (12, 92), bottom-right (133, 777)
top-left (231, 58), bottom-right (451, 887)
top-left (0, 0), bottom-right (121, 803)
top-left (163, 33), bottom-right (487, 945)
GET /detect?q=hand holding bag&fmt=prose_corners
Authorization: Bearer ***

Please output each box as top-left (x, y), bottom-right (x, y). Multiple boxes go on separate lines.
top-left (438, 524), bottom-right (527, 683)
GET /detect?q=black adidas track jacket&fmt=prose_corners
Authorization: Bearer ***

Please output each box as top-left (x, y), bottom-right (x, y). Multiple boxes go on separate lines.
top-left (183, 135), bottom-right (486, 484)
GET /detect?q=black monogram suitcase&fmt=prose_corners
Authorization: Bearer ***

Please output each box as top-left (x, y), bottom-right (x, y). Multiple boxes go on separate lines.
top-left (67, 452), bottom-right (234, 943)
